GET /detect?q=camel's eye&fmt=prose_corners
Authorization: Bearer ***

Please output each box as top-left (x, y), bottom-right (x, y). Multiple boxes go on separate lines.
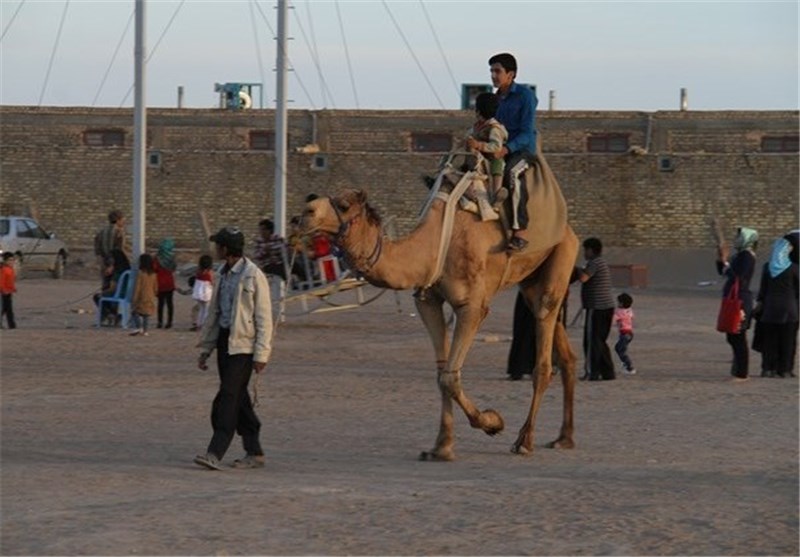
top-left (336, 199), bottom-right (350, 213)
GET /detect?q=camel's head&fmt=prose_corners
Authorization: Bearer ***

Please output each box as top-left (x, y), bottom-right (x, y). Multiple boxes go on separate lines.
top-left (301, 189), bottom-right (381, 238)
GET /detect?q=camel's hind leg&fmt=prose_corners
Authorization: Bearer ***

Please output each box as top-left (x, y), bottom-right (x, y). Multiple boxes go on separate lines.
top-left (512, 230), bottom-right (579, 455)
top-left (546, 320), bottom-right (576, 449)
top-left (511, 283), bottom-right (558, 455)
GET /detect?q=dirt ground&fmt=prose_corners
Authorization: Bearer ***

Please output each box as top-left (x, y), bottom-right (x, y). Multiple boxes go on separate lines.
top-left (1, 254), bottom-right (798, 556)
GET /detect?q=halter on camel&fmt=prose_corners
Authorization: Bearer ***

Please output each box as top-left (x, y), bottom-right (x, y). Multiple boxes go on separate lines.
top-left (326, 195), bottom-right (383, 274)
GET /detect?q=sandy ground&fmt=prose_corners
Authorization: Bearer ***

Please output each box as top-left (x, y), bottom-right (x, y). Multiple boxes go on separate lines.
top-left (0, 256), bottom-right (798, 556)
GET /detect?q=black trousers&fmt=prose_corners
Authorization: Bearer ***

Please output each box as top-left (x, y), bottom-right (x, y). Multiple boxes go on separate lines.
top-left (207, 328), bottom-right (263, 459)
top-left (1, 293), bottom-right (16, 329)
top-left (157, 290), bottom-right (174, 326)
top-left (726, 331), bottom-right (749, 378)
top-left (583, 308), bottom-right (615, 380)
top-left (507, 291), bottom-right (568, 378)
top-left (759, 321), bottom-right (798, 376)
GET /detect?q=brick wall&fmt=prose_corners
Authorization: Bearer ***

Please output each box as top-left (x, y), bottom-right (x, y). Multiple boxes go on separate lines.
top-left (1, 106), bottom-right (797, 252)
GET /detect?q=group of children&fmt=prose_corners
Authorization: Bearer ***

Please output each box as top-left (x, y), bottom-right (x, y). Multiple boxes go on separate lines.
top-left (123, 241), bottom-right (215, 336)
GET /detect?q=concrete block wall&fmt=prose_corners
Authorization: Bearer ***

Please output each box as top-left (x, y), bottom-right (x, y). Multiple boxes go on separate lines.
top-left (0, 106), bottom-right (797, 254)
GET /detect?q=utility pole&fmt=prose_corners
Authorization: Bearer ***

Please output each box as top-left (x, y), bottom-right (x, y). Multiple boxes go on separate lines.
top-left (273, 0), bottom-right (288, 239)
top-left (132, 0), bottom-right (147, 261)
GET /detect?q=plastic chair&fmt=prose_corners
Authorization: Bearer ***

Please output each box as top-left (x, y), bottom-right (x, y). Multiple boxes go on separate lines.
top-left (95, 269), bottom-right (133, 329)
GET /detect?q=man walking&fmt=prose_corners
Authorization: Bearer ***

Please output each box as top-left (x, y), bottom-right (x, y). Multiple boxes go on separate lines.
top-left (194, 227), bottom-right (273, 470)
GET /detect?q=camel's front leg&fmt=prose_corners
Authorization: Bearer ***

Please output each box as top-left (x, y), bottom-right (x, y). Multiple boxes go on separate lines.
top-left (415, 291), bottom-right (455, 461)
top-left (443, 303), bottom-right (505, 436)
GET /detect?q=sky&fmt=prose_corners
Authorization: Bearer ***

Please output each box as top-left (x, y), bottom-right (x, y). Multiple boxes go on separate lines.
top-left (0, 0), bottom-right (797, 111)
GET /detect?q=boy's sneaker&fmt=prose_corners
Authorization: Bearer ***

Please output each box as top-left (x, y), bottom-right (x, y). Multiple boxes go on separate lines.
top-left (194, 453), bottom-right (223, 471)
top-left (231, 454), bottom-right (265, 469)
top-left (623, 368), bottom-right (637, 375)
top-left (129, 329), bottom-right (143, 336)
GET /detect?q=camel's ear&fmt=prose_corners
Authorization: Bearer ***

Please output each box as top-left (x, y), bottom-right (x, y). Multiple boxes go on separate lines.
top-left (355, 189), bottom-right (368, 204)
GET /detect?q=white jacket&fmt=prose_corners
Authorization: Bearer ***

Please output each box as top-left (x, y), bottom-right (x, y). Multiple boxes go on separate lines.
top-left (197, 257), bottom-right (273, 363)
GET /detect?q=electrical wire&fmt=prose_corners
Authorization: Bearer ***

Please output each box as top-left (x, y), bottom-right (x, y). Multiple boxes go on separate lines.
top-left (118, 0), bottom-right (186, 107)
top-left (0, 0), bottom-right (26, 44)
top-left (419, 0), bottom-right (459, 100)
top-left (334, 0), bottom-right (359, 108)
top-left (91, 8), bottom-right (134, 108)
top-left (248, 0), bottom-right (267, 90)
top-left (381, 0), bottom-right (445, 109)
top-left (37, 0), bottom-right (70, 107)
top-left (292, 1), bottom-right (336, 108)
top-left (253, 0), bottom-right (317, 110)
top-left (302, 0), bottom-right (326, 107)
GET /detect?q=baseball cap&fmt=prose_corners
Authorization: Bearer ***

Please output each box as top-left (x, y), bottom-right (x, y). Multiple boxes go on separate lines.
top-left (209, 226), bottom-right (245, 251)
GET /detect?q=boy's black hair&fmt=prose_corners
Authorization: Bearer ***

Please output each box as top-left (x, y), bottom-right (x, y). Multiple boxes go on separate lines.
top-left (489, 52), bottom-right (517, 74)
top-left (2, 252), bottom-right (14, 261)
top-left (199, 254), bottom-right (213, 270)
top-left (259, 218), bottom-right (275, 233)
top-left (583, 237), bottom-right (603, 255)
top-left (617, 292), bottom-right (633, 309)
top-left (138, 253), bottom-right (154, 273)
top-left (475, 92), bottom-right (499, 120)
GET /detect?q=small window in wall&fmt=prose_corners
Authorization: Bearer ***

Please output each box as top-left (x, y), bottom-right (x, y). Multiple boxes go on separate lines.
top-left (84, 129), bottom-right (125, 147)
top-left (249, 131), bottom-right (275, 151)
top-left (761, 135), bottom-right (799, 153)
top-left (411, 133), bottom-right (452, 153)
top-left (587, 134), bottom-right (630, 153)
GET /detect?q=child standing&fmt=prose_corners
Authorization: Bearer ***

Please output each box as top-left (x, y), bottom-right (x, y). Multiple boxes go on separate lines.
top-left (191, 254), bottom-right (214, 330)
top-left (0, 252), bottom-right (17, 329)
top-left (130, 253), bottom-right (158, 336)
top-left (153, 238), bottom-right (177, 329)
top-left (466, 92), bottom-right (509, 205)
top-left (613, 292), bottom-right (636, 375)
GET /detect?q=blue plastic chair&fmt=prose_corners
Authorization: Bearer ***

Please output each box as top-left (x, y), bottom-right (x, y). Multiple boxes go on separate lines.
top-left (95, 269), bottom-right (133, 329)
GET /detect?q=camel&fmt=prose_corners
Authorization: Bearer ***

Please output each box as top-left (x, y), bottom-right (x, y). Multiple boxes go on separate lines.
top-left (301, 151), bottom-right (579, 460)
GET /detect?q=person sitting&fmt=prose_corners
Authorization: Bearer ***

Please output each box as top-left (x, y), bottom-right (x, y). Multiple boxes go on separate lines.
top-left (466, 92), bottom-right (508, 207)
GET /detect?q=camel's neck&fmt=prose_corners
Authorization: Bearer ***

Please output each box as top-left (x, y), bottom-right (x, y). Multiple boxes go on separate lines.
top-left (340, 203), bottom-right (444, 290)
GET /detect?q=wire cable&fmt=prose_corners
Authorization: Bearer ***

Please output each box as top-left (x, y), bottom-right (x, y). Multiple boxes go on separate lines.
top-left (302, 0), bottom-right (326, 106)
top-left (0, 0), bottom-right (26, 44)
top-left (253, 0), bottom-right (317, 110)
top-left (37, 0), bottom-right (70, 107)
top-left (381, 0), bottom-right (445, 109)
top-left (419, 0), bottom-right (459, 100)
top-left (91, 8), bottom-right (134, 108)
top-left (292, 2), bottom-right (335, 107)
top-left (334, 0), bottom-right (359, 108)
top-left (248, 0), bottom-right (267, 90)
top-left (118, 0), bottom-right (186, 107)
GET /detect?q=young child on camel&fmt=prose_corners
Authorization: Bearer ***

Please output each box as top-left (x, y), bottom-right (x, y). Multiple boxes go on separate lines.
top-left (467, 92), bottom-right (509, 207)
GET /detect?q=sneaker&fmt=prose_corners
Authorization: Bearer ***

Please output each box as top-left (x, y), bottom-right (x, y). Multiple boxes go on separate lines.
top-left (231, 454), bottom-right (265, 469)
top-left (142, 331), bottom-right (149, 337)
top-left (731, 376), bottom-right (750, 383)
top-left (623, 368), bottom-right (637, 375)
top-left (129, 329), bottom-right (143, 336)
top-left (194, 453), bottom-right (223, 471)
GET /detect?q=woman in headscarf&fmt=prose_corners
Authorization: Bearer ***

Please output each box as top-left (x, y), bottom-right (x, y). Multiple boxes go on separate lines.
top-left (716, 227), bottom-right (759, 381)
top-left (754, 230), bottom-right (799, 378)
top-left (153, 238), bottom-right (177, 329)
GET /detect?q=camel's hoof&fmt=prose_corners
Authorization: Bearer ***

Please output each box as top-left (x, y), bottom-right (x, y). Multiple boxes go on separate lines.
top-left (478, 409), bottom-right (505, 436)
top-left (419, 449), bottom-right (454, 462)
top-left (510, 444), bottom-right (532, 456)
top-left (545, 438), bottom-right (575, 449)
